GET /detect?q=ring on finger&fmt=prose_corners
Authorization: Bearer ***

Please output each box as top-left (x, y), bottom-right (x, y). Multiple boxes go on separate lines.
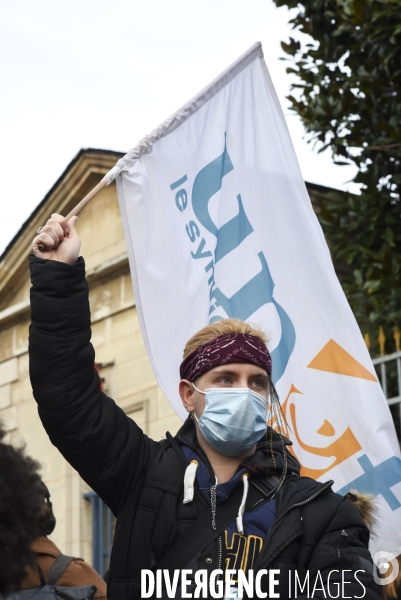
top-left (36, 226), bottom-right (44, 235)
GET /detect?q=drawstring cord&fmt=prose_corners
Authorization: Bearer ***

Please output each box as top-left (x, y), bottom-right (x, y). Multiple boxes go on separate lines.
top-left (183, 462), bottom-right (250, 535)
top-left (236, 473), bottom-right (249, 535)
top-left (183, 460), bottom-right (198, 504)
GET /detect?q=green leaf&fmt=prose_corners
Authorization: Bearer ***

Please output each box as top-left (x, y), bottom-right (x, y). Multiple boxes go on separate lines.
top-left (385, 228), bottom-right (395, 247)
top-left (354, 269), bottom-right (363, 286)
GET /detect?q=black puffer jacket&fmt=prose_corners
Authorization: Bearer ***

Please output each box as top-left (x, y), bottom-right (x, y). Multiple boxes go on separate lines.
top-left (28, 256), bottom-right (382, 600)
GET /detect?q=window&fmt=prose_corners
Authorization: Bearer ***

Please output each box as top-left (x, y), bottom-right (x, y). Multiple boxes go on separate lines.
top-left (84, 491), bottom-right (116, 577)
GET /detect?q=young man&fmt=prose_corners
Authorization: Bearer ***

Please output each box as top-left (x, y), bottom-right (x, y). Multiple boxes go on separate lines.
top-left (29, 215), bottom-right (382, 599)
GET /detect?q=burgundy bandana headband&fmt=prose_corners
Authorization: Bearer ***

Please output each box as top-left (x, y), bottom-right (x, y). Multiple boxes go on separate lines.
top-left (180, 333), bottom-right (272, 382)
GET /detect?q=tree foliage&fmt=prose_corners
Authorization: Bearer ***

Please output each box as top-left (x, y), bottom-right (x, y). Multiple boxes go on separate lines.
top-left (273, 0), bottom-right (401, 347)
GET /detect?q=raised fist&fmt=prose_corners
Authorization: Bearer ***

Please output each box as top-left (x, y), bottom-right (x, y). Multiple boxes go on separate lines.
top-left (32, 214), bottom-right (81, 264)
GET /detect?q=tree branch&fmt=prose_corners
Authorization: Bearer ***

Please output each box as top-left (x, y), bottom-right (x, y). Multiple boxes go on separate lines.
top-left (366, 143), bottom-right (401, 153)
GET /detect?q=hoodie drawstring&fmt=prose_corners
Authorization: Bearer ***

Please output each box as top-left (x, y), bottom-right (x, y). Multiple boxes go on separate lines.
top-left (236, 473), bottom-right (249, 535)
top-left (183, 460), bottom-right (198, 504)
top-left (183, 462), bottom-right (250, 535)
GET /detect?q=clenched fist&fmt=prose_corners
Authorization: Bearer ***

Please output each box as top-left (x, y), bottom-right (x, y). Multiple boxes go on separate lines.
top-left (32, 214), bottom-right (81, 264)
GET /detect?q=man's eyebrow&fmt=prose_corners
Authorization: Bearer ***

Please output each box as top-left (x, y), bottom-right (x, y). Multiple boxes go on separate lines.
top-left (248, 371), bottom-right (269, 380)
top-left (211, 368), bottom-right (239, 376)
top-left (211, 367), bottom-right (268, 379)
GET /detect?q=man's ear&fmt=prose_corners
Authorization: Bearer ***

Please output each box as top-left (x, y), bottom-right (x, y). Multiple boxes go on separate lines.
top-left (179, 379), bottom-right (194, 413)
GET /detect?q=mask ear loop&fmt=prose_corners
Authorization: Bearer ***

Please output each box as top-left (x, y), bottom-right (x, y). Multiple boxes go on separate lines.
top-left (192, 382), bottom-right (206, 395)
top-left (190, 382), bottom-right (206, 421)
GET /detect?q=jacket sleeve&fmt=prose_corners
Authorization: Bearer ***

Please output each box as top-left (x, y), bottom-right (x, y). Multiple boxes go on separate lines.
top-left (28, 255), bottom-right (160, 516)
top-left (298, 497), bottom-right (382, 600)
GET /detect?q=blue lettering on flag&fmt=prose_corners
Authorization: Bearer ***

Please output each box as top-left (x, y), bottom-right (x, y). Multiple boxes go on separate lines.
top-left (192, 137), bottom-right (254, 263)
top-left (188, 136), bottom-right (297, 383)
top-left (337, 454), bottom-right (401, 511)
top-left (211, 252), bottom-right (295, 384)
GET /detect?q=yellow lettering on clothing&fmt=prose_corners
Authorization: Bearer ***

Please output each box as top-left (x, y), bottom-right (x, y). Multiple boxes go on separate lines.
top-left (224, 531), bottom-right (264, 578)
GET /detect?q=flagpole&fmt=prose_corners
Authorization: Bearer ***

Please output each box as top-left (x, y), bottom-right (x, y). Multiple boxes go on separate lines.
top-left (65, 162), bottom-right (122, 219)
top-left (64, 178), bottom-right (108, 221)
top-left (37, 165), bottom-right (122, 251)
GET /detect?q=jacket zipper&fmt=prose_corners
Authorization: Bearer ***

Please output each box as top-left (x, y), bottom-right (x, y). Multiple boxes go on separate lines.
top-left (337, 529), bottom-right (348, 561)
top-left (266, 480), bottom-right (334, 538)
top-left (218, 534), bottom-right (223, 571)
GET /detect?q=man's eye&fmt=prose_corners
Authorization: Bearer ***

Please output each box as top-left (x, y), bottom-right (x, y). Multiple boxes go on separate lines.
top-left (253, 380), bottom-right (263, 387)
top-left (220, 377), bottom-right (232, 384)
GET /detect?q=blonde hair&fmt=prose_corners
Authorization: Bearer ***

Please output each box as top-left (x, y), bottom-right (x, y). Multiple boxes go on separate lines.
top-left (183, 318), bottom-right (270, 358)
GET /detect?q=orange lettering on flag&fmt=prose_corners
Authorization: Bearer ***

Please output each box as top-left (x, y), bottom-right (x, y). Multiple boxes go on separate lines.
top-left (273, 384), bottom-right (362, 480)
top-left (289, 403), bottom-right (362, 479)
top-left (317, 419), bottom-right (335, 436)
top-left (307, 339), bottom-right (377, 381)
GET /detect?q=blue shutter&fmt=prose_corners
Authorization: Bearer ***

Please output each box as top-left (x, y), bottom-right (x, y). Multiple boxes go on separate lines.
top-left (84, 491), bottom-right (115, 577)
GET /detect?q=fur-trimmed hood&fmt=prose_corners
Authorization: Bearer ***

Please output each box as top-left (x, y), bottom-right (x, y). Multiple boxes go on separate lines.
top-left (345, 489), bottom-right (378, 531)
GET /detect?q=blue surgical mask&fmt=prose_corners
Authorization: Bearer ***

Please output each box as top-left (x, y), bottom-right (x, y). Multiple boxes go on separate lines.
top-left (192, 384), bottom-right (268, 457)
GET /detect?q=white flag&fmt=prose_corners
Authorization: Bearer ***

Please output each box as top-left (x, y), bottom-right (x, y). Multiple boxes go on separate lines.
top-left (112, 42), bottom-right (401, 557)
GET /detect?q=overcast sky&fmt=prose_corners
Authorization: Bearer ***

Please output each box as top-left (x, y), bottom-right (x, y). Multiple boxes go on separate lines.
top-left (0, 0), bottom-right (358, 256)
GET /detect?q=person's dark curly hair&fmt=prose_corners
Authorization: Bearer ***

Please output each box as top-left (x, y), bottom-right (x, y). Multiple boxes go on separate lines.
top-left (0, 425), bottom-right (44, 595)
